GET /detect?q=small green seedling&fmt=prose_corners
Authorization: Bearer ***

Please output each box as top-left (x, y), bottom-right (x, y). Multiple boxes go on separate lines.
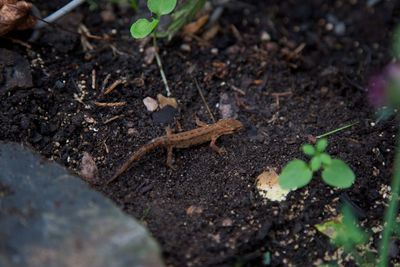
top-left (279, 138), bottom-right (355, 190)
top-left (332, 205), bottom-right (368, 253)
top-left (317, 204), bottom-right (373, 266)
top-left (130, 0), bottom-right (177, 39)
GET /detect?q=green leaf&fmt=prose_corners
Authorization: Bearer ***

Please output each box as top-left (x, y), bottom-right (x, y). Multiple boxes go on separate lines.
top-left (316, 138), bottom-right (328, 152)
top-left (332, 204), bottom-right (368, 252)
top-left (310, 156), bottom-right (322, 171)
top-left (130, 18), bottom-right (159, 39)
top-left (279, 159), bottom-right (313, 190)
top-left (322, 159), bottom-right (355, 188)
top-left (320, 153), bottom-right (332, 165)
top-left (302, 144), bottom-right (315, 156)
top-left (148, 0), bottom-right (177, 16)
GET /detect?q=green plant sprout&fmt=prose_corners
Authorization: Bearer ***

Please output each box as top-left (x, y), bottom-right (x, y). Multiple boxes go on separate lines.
top-left (317, 204), bottom-right (374, 266)
top-left (130, 0), bottom-right (177, 96)
top-left (367, 24), bottom-right (400, 267)
top-left (130, 0), bottom-right (177, 38)
top-left (158, 0), bottom-right (207, 40)
top-left (279, 138), bottom-right (355, 190)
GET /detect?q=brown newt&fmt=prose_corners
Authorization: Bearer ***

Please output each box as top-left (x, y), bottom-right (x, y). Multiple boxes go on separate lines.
top-left (107, 118), bottom-right (243, 184)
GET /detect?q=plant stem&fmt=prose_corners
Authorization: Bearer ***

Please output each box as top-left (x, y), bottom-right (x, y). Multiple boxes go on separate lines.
top-left (152, 33), bottom-right (172, 96)
top-left (378, 129), bottom-right (400, 267)
top-left (316, 122), bottom-right (358, 139)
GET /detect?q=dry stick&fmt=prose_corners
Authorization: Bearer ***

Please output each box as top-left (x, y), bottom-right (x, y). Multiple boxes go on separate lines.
top-left (271, 91), bottom-right (292, 109)
top-left (101, 74), bottom-right (111, 92)
top-left (194, 78), bottom-right (216, 123)
top-left (153, 34), bottom-right (172, 96)
top-left (228, 83), bottom-right (245, 95)
top-left (1, 37), bottom-right (32, 49)
top-left (103, 140), bottom-right (109, 154)
top-left (91, 69), bottom-right (96, 90)
top-left (103, 115), bottom-right (124, 124)
top-left (103, 79), bottom-right (124, 95)
top-left (94, 102), bottom-right (126, 107)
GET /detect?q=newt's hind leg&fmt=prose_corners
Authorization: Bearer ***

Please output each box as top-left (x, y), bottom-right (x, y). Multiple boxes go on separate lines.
top-left (166, 145), bottom-right (176, 169)
top-left (210, 136), bottom-right (226, 155)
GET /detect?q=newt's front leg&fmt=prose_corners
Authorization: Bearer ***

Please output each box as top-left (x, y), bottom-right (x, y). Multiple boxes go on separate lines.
top-left (165, 126), bottom-right (176, 169)
top-left (210, 136), bottom-right (226, 155)
top-left (166, 145), bottom-right (176, 169)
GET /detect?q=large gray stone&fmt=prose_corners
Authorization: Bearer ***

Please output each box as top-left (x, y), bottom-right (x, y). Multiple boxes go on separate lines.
top-left (0, 142), bottom-right (164, 267)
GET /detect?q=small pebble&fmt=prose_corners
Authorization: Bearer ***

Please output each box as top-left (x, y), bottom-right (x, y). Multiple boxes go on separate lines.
top-left (260, 31), bottom-right (271, 41)
top-left (222, 218), bottom-right (233, 227)
top-left (211, 48), bottom-right (219, 55)
top-left (143, 96), bottom-right (158, 112)
top-left (180, 44), bottom-right (191, 52)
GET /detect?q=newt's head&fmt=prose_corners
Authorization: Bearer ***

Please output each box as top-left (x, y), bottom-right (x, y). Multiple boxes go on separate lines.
top-left (217, 118), bottom-right (244, 134)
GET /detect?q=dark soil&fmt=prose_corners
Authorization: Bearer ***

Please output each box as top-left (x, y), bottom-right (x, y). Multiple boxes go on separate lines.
top-left (1, 0), bottom-right (400, 266)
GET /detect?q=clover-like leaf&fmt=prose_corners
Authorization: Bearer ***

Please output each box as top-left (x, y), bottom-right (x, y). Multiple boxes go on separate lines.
top-left (316, 138), bottom-right (328, 152)
top-left (320, 153), bottom-right (332, 165)
top-left (279, 159), bottom-right (313, 190)
top-left (130, 18), bottom-right (159, 39)
top-left (322, 159), bottom-right (355, 188)
top-left (148, 0), bottom-right (177, 17)
top-left (310, 156), bottom-right (322, 171)
top-left (302, 144), bottom-right (315, 156)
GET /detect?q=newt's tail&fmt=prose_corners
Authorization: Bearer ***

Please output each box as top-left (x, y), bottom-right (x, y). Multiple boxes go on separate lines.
top-left (106, 138), bottom-right (162, 184)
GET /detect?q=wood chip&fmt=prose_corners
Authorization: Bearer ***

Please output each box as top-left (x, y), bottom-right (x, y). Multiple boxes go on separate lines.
top-left (157, 94), bottom-right (178, 109)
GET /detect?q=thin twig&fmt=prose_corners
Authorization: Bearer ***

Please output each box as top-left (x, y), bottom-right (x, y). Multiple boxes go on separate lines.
top-left (103, 140), bottom-right (109, 154)
top-left (1, 36), bottom-right (31, 49)
top-left (194, 78), bottom-right (216, 123)
top-left (103, 79), bottom-right (124, 95)
top-left (91, 69), bottom-right (96, 90)
top-left (101, 74), bottom-right (111, 92)
top-left (271, 91), bottom-right (292, 109)
top-left (94, 102), bottom-right (126, 107)
top-left (153, 34), bottom-right (172, 96)
top-left (103, 115), bottom-right (124, 124)
top-left (229, 83), bottom-right (245, 95)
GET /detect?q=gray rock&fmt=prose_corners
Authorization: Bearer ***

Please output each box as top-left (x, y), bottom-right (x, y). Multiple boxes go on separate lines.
top-left (0, 142), bottom-right (164, 267)
top-left (0, 49), bottom-right (33, 95)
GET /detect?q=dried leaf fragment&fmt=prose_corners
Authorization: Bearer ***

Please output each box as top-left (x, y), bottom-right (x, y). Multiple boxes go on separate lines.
top-left (157, 93), bottom-right (178, 109)
top-left (256, 168), bottom-right (289, 202)
top-left (0, 0), bottom-right (37, 36)
top-left (182, 15), bottom-right (208, 35)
